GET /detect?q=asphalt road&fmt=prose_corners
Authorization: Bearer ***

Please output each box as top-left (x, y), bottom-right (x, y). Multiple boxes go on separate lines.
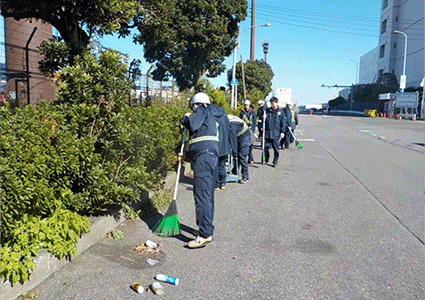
top-left (24, 115), bottom-right (425, 300)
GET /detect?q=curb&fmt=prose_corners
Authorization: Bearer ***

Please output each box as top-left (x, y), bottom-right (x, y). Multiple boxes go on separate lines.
top-left (1, 162), bottom-right (191, 300)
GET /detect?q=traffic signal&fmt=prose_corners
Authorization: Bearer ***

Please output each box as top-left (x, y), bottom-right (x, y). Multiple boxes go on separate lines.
top-left (262, 42), bottom-right (269, 54)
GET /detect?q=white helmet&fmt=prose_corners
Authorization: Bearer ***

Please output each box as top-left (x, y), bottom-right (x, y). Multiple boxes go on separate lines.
top-left (258, 100), bottom-right (265, 105)
top-left (191, 92), bottom-right (210, 105)
top-left (244, 100), bottom-right (251, 105)
top-left (286, 101), bottom-right (293, 106)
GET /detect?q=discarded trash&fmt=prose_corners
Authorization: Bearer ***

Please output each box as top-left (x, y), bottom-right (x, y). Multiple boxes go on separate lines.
top-left (134, 241), bottom-right (162, 254)
top-left (131, 282), bottom-right (145, 294)
top-left (146, 258), bottom-right (159, 266)
top-left (151, 282), bottom-right (164, 295)
top-left (145, 240), bottom-right (157, 248)
top-left (156, 274), bottom-right (179, 285)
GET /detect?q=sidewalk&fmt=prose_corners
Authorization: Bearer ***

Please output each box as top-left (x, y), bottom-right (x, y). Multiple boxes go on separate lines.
top-left (1, 167), bottom-right (186, 300)
top-left (5, 131), bottom-right (425, 299)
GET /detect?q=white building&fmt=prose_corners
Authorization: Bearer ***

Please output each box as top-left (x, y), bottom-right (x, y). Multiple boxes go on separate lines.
top-left (359, 47), bottom-right (379, 84)
top-left (359, 0), bottom-right (424, 88)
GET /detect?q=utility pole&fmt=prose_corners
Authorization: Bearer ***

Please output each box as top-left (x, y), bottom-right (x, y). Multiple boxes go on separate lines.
top-left (250, 0), bottom-right (255, 60)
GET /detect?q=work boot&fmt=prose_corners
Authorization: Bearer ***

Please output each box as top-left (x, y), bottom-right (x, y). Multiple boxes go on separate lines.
top-left (238, 178), bottom-right (249, 184)
top-left (272, 163), bottom-right (278, 168)
top-left (186, 236), bottom-right (213, 248)
top-left (214, 187), bottom-right (220, 191)
top-left (220, 183), bottom-right (226, 190)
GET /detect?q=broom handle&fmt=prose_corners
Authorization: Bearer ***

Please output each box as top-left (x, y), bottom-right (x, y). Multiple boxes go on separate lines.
top-left (173, 128), bottom-right (187, 201)
top-left (287, 125), bottom-right (296, 140)
top-left (262, 112), bottom-right (266, 151)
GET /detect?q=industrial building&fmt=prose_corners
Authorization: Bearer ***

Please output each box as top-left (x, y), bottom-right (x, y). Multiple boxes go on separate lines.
top-left (359, 0), bottom-right (424, 88)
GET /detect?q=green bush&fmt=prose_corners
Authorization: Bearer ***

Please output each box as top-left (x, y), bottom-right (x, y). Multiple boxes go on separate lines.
top-left (0, 201), bottom-right (89, 285)
top-left (0, 49), bottom-right (188, 284)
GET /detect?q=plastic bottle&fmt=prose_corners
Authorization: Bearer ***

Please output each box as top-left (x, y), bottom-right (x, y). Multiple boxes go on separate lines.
top-left (156, 274), bottom-right (179, 285)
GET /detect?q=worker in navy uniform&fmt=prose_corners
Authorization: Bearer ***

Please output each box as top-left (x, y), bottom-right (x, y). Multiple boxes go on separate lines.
top-left (264, 97), bottom-right (287, 167)
top-left (209, 102), bottom-right (230, 191)
top-left (287, 102), bottom-right (299, 145)
top-left (280, 101), bottom-right (294, 150)
top-left (239, 100), bottom-right (257, 164)
top-left (228, 115), bottom-right (251, 184)
top-left (181, 92), bottom-right (218, 248)
top-left (256, 100), bottom-right (266, 146)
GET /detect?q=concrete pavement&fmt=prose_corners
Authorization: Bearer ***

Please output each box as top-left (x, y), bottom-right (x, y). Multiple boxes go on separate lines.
top-left (8, 116), bottom-right (425, 299)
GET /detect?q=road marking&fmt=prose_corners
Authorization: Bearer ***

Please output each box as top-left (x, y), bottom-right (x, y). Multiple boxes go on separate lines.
top-left (297, 139), bottom-right (315, 142)
top-left (360, 129), bottom-right (386, 140)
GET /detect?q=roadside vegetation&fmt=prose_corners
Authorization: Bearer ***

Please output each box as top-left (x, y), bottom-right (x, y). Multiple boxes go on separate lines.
top-left (0, 49), bottom-right (187, 285)
top-left (0, 0), bottom-right (250, 286)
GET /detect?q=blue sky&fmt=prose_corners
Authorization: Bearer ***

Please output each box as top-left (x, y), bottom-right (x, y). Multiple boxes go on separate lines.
top-left (99, 0), bottom-right (382, 106)
top-left (0, 1), bottom-right (381, 106)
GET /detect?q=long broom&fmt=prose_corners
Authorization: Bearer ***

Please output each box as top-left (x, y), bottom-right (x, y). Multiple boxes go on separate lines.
top-left (153, 128), bottom-right (187, 236)
top-left (287, 125), bottom-right (303, 149)
top-left (261, 112), bottom-right (267, 164)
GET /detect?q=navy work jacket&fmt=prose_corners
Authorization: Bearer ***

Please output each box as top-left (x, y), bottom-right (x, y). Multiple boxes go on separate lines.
top-left (227, 115), bottom-right (251, 157)
top-left (181, 105), bottom-right (218, 159)
top-left (264, 107), bottom-right (287, 140)
top-left (209, 104), bottom-right (231, 157)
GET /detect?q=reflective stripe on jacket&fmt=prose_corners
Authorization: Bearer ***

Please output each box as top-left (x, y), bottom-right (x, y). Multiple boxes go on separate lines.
top-left (228, 115), bottom-right (249, 136)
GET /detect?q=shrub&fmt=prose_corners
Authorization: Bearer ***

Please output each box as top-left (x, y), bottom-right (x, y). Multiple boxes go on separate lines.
top-left (0, 49), bottom-right (187, 284)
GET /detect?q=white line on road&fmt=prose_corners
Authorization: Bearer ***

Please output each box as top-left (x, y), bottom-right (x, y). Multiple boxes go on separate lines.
top-left (297, 139), bottom-right (315, 142)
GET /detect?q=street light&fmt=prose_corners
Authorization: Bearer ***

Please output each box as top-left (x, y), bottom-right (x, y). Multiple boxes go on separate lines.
top-left (394, 30), bottom-right (407, 93)
top-left (231, 23), bottom-right (271, 109)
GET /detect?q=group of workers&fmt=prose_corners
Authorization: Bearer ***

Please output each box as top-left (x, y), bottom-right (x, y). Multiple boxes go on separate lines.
top-left (180, 92), bottom-right (299, 248)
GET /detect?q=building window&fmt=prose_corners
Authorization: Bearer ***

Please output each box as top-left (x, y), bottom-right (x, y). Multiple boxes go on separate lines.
top-left (394, 43), bottom-right (396, 48)
top-left (379, 44), bottom-right (385, 58)
top-left (381, 20), bottom-right (387, 34)
top-left (383, 0), bottom-right (388, 9)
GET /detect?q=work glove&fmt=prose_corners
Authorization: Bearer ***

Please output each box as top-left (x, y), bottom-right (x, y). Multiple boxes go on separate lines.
top-left (280, 133), bottom-right (285, 139)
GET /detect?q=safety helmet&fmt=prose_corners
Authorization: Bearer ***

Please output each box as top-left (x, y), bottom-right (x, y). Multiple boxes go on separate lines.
top-left (244, 100), bottom-right (251, 105)
top-left (191, 92), bottom-right (210, 105)
top-left (258, 100), bottom-right (265, 105)
top-left (286, 101), bottom-right (293, 106)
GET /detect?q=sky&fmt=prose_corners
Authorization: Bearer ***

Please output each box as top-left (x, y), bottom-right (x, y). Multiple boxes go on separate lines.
top-left (0, 1), bottom-right (381, 106)
top-left (98, 0), bottom-right (382, 106)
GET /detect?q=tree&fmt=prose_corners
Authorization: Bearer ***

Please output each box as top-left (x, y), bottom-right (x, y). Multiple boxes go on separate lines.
top-left (328, 96), bottom-right (346, 107)
top-left (352, 73), bottom-right (399, 103)
top-left (2, 0), bottom-right (247, 90)
top-left (131, 0), bottom-right (247, 90)
top-left (1, 0), bottom-right (141, 55)
top-left (376, 72), bottom-right (399, 90)
top-left (227, 59), bottom-right (274, 101)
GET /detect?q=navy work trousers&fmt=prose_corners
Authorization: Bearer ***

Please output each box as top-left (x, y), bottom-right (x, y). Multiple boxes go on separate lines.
top-left (215, 155), bottom-right (227, 188)
top-left (264, 138), bottom-right (280, 165)
top-left (193, 151), bottom-right (218, 238)
top-left (280, 128), bottom-right (292, 149)
top-left (238, 137), bottom-right (250, 180)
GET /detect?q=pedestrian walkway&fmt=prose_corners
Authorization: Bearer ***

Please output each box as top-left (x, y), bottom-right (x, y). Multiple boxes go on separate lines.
top-left (11, 127), bottom-right (425, 299)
